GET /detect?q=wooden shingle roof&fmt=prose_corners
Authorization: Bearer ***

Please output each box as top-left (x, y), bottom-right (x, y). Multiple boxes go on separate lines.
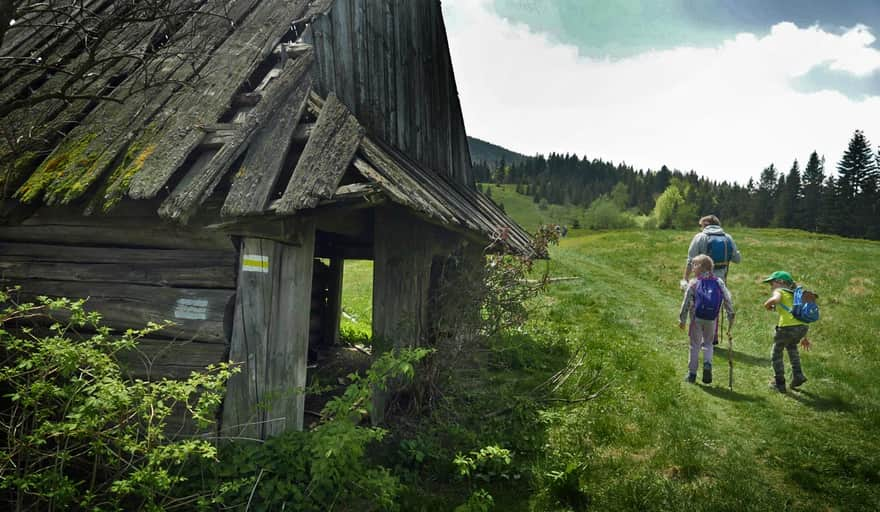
top-left (0, 0), bottom-right (533, 255)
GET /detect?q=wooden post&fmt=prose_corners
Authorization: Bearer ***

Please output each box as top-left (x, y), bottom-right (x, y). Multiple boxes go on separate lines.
top-left (371, 206), bottom-right (452, 423)
top-left (222, 221), bottom-right (315, 438)
top-left (324, 257), bottom-right (344, 346)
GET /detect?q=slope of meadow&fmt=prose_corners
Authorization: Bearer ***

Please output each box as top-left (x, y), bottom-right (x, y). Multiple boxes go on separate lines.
top-left (536, 227), bottom-right (880, 510)
top-left (340, 186), bottom-right (880, 510)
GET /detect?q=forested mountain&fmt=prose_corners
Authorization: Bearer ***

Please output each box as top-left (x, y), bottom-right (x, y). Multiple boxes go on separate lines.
top-left (474, 130), bottom-right (880, 240)
top-left (467, 136), bottom-right (527, 175)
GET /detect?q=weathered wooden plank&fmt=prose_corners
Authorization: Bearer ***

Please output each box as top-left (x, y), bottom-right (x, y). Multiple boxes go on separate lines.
top-left (264, 226), bottom-right (315, 435)
top-left (204, 216), bottom-right (308, 246)
top-left (221, 74), bottom-right (313, 217)
top-left (0, 203), bottom-right (232, 250)
top-left (221, 228), bottom-right (315, 438)
top-left (159, 53), bottom-right (315, 223)
top-left (323, 257), bottom-right (344, 346)
top-left (0, 242), bottom-right (234, 266)
top-left (0, 0), bottom-right (163, 110)
top-left (382, 138), bottom-right (483, 232)
top-left (0, 243), bottom-right (235, 288)
top-left (0, 223), bottom-right (231, 251)
top-left (117, 337), bottom-right (228, 381)
top-left (274, 93), bottom-right (364, 213)
top-left (199, 122), bottom-right (312, 150)
top-left (352, 0), bottom-right (367, 121)
top-left (129, 1), bottom-right (313, 202)
top-left (13, 0), bottom-right (265, 207)
top-left (7, 280), bottom-right (233, 343)
top-left (0, 0), bottom-right (111, 82)
top-left (222, 238), bottom-right (273, 439)
top-left (330, 0), bottom-right (356, 109)
top-left (358, 137), bottom-right (456, 223)
top-left (371, 205), bottom-right (452, 423)
top-left (310, 12), bottom-right (334, 98)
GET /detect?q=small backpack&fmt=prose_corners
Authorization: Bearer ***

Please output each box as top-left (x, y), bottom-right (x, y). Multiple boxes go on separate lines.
top-left (706, 233), bottom-right (733, 266)
top-left (780, 287), bottom-right (820, 323)
top-left (693, 275), bottom-right (723, 321)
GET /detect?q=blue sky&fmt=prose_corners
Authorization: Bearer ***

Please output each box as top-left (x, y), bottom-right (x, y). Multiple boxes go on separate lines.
top-left (442, 0), bottom-right (880, 184)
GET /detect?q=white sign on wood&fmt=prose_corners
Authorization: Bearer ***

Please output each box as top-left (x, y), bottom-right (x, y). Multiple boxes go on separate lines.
top-left (174, 298), bottom-right (209, 320)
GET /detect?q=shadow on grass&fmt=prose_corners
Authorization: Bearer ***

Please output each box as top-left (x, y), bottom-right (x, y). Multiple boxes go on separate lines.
top-left (715, 347), bottom-right (769, 367)
top-left (789, 389), bottom-right (855, 412)
top-left (699, 384), bottom-right (767, 403)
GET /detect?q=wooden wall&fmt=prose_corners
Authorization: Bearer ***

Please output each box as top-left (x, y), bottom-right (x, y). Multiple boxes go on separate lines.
top-left (306, 0), bottom-right (474, 187)
top-left (0, 202), bottom-right (236, 384)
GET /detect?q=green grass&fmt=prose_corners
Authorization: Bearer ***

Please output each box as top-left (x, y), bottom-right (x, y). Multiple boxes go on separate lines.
top-left (530, 228), bottom-right (880, 510)
top-left (338, 187), bottom-right (880, 510)
top-left (481, 183), bottom-right (590, 233)
top-left (340, 260), bottom-right (373, 339)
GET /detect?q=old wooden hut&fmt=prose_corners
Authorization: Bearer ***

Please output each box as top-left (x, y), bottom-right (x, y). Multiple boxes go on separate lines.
top-left (0, 0), bottom-right (532, 438)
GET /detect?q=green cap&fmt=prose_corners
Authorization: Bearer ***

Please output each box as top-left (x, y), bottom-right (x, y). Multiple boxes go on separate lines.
top-left (762, 270), bottom-right (793, 283)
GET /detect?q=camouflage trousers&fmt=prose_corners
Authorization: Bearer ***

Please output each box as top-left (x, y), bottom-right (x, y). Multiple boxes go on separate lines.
top-left (771, 325), bottom-right (809, 381)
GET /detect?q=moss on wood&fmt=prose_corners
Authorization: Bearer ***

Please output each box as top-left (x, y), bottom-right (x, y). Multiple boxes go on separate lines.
top-left (91, 140), bottom-right (158, 213)
top-left (0, 150), bottom-right (39, 198)
top-left (15, 134), bottom-right (99, 204)
top-left (87, 122), bottom-right (159, 212)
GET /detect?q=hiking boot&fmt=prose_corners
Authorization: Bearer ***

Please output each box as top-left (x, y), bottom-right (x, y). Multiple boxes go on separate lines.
top-left (791, 374), bottom-right (808, 388)
top-left (769, 378), bottom-right (786, 393)
top-left (702, 364), bottom-right (713, 384)
top-left (684, 373), bottom-right (697, 384)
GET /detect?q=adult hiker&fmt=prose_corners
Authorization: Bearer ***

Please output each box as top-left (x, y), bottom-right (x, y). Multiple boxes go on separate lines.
top-left (683, 215), bottom-right (741, 284)
top-left (682, 215), bottom-right (741, 345)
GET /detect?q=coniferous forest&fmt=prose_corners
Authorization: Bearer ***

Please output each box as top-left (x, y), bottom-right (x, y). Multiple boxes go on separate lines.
top-left (472, 129), bottom-right (880, 240)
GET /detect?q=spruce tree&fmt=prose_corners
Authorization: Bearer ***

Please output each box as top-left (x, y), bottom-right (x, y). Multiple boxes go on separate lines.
top-left (836, 130), bottom-right (877, 237)
top-left (774, 160), bottom-right (801, 229)
top-left (752, 164), bottom-right (778, 227)
top-left (801, 152), bottom-right (824, 232)
top-left (817, 175), bottom-right (842, 234)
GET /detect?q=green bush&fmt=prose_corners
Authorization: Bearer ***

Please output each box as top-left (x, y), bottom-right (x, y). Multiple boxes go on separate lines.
top-left (582, 196), bottom-right (636, 230)
top-left (196, 348), bottom-right (431, 511)
top-left (0, 290), bottom-right (235, 511)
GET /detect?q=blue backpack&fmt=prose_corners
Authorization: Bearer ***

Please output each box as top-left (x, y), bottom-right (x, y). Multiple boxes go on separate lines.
top-left (706, 233), bottom-right (733, 266)
top-left (693, 275), bottom-right (723, 320)
top-left (779, 287), bottom-right (820, 323)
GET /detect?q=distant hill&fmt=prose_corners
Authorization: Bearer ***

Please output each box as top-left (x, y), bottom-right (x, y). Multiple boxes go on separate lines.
top-left (467, 136), bottom-right (527, 169)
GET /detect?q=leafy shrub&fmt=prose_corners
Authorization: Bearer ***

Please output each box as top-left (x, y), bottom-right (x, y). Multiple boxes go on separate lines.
top-left (197, 348), bottom-right (431, 511)
top-left (651, 181), bottom-right (699, 229)
top-left (582, 196), bottom-right (636, 230)
top-left (0, 290), bottom-right (235, 511)
top-left (454, 489), bottom-right (495, 512)
top-left (454, 445), bottom-right (514, 484)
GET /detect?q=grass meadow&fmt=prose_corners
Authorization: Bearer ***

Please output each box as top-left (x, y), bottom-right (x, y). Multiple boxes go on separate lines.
top-left (340, 186), bottom-right (880, 510)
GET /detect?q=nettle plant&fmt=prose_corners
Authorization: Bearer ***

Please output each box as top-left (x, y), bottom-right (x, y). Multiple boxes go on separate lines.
top-left (0, 289), bottom-right (236, 511)
top-left (202, 347), bottom-right (432, 512)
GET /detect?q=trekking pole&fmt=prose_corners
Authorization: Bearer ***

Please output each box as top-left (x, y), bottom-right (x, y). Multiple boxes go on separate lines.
top-left (728, 328), bottom-right (734, 391)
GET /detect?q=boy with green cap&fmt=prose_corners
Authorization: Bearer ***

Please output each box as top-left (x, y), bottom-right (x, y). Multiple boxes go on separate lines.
top-left (762, 271), bottom-right (812, 392)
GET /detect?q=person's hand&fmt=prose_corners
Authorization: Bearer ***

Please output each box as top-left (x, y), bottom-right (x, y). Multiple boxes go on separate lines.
top-left (800, 338), bottom-right (812, 351)
top-left (764, 303), bottom-right (776, 311)
top-left (678, 322), bottom-right (686, 330)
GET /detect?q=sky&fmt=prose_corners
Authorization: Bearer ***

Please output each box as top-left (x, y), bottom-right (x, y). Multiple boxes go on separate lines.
top-left (441, 0), bottom-right (880, 185)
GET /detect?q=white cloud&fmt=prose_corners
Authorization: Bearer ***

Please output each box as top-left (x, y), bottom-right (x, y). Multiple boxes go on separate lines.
top-left (442, 0), bottom-right (880, 184)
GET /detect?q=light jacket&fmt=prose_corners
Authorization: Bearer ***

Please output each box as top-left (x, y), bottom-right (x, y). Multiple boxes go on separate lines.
top-left (686, 225), bottom-right (742, 268)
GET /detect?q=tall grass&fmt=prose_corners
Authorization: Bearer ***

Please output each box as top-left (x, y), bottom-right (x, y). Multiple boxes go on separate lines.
top-left (336, 186), bottom-right (880, 509)
top-left (528, 227), bottom-right (880, 510)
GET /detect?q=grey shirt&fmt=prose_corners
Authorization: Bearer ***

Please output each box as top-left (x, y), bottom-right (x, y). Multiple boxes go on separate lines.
top-left (686, 225), bottom-right (742, 269)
